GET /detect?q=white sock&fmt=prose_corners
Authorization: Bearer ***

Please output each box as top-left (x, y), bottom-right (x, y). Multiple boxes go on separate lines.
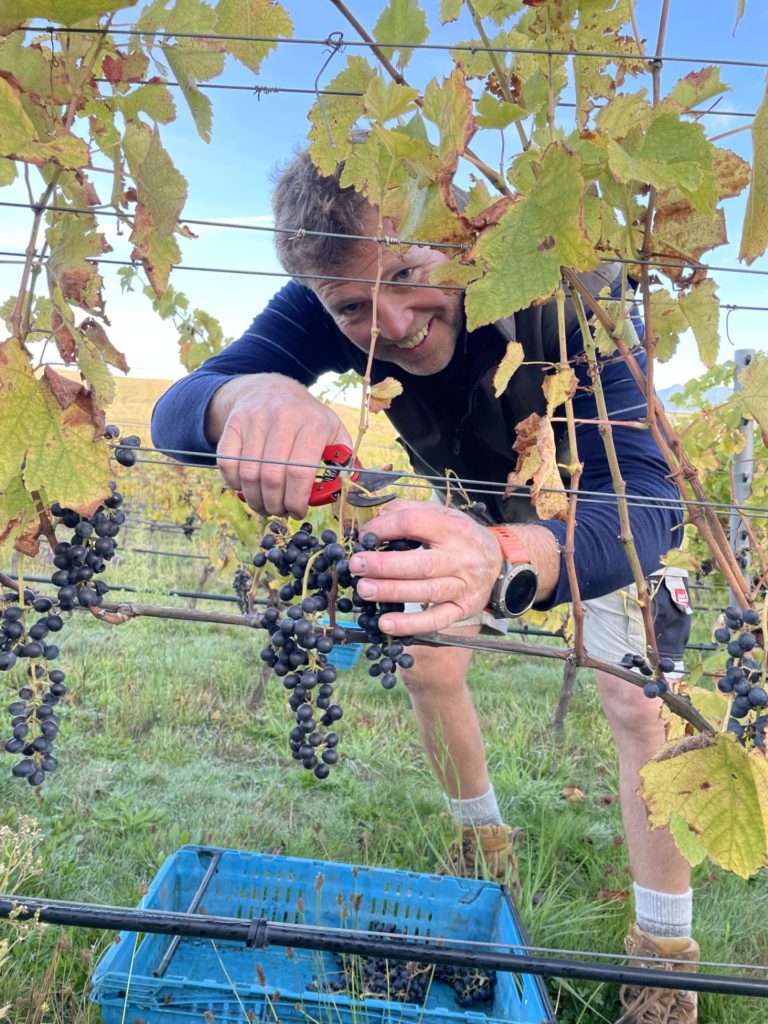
top-left (446, 785), bottom-right (502, 827)
top-left (633, 883), bottom-right (693, 938)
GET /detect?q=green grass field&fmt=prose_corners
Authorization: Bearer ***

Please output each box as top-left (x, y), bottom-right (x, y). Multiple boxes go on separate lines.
top-left (2, 515), bottom-right (768, 1024)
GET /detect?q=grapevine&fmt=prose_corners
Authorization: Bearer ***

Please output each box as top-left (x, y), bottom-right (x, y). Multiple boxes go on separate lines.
top-left (1, 429), bottom-right (139, 787)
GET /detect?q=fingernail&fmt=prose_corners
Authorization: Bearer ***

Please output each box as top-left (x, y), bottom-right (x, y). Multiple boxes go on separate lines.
top-left (349, 556), bottom-right (365, 574)
top-left (357, 579), bottom-right (376, 598)
top-left (378, 616), bottom-right (392, 632)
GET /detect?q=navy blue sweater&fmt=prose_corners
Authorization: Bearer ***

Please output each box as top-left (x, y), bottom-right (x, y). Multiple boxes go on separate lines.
top-left (152, 279), bottom-right (683, 608)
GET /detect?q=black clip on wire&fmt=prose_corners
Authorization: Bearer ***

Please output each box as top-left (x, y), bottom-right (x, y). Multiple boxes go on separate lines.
top-left (245, 917), bottom-right (269, 948)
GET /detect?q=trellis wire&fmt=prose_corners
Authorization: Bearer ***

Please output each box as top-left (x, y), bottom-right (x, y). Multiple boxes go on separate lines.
top-left (122, 445), bottom-right (768, 521)
top-left (20, 24), bottom-right (768, 70)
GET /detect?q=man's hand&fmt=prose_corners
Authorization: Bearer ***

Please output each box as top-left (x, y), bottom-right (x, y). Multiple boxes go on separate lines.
top-left (208, 374), bottom-right (353, 518)
top-left (347, 501), bottom-right (504, 635)
top-left (347, 500), bottom-right (562, 636)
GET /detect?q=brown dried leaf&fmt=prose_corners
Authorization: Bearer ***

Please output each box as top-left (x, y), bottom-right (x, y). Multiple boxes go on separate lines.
top-left (561, 785), bottom-right (587, 800)
top-left (80, 317), bottom-right (129, 374)
top-left (51, 307), bottom-right (77, 364)
top-left (369, 376), bottom-right (403, 413)
top-left (506, 412), bottom-right (568, 521)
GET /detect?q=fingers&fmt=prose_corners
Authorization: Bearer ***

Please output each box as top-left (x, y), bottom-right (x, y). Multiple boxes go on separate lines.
top-left (216, 391), bottom-right (353, 517)
top-left (377, 602), bottom-right (471, 636)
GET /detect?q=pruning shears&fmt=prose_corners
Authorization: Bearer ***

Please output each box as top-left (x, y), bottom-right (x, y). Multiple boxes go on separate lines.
top-left (309, 443), bottom-right (400, 507)
top-left (234, 443), bottom-right (400, 508)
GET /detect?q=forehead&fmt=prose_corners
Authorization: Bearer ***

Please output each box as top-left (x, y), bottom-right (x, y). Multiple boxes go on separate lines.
top-left (313, 237), bottom-right (422, 305)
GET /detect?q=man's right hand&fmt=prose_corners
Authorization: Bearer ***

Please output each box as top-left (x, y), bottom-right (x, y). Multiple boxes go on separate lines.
top-left (206, 373), bottom-right (353, 518)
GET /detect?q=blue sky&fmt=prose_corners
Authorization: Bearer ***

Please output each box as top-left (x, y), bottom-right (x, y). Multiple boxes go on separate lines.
top-left (2, 1), bottom-right (766, 387)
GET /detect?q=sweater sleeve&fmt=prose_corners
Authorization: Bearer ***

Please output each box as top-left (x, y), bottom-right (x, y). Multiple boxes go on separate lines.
top-left (534, 308), bottom-right (683, 608)
top-left (151, 280), bottom-right (352, 464)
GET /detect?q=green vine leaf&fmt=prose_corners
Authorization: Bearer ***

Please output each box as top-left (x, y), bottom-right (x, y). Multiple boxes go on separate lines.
top-left (648, 288), bottom-right (686, 362)
top-left (640, 733), bottom-right (768, 878)
top-left (739, 75), bottom-right (768, 266)
top-left (161, 42), bottom-right (223, 142)
top-left (307, 56), bottom-right (374, 176)
top-left (46, 216), bottom-right (110, 315)
top-left (373, 0), bottom-right (429, 72)
top-left (439, 0), bottom-right (462, 23)
top-left (679, 279), bottom-right (720, 369)
top-left (608, 112), bottom-right (716, 215)
top-left (423, 68), bottom-right (475, 168)
top-left (465, 145), bottom-right (598, 329)
top-left (363, 78), bottom-right (419, 123)
top-left (0, 0), bottom-right (134, 35)
top-left (117, 82), bottom-right (177, 126)
top-left (474, 91), bottom-right (526, 129)
top-left (215, 0), bottom-right (292, 75)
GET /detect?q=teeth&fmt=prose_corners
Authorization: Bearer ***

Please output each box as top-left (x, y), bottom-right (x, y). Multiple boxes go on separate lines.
top-left (395, 324), bottom-right (429, 349)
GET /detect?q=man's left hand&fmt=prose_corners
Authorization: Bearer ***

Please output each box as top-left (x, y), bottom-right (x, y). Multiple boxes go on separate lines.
top-left (347, 500), bottom-right (504, 635)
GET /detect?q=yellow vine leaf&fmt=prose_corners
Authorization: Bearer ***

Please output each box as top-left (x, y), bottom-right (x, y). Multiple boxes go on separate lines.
top-left (543, 366), bottom-right (578, 418)
top-left (0, 471), bottom-right (41, 554)
top-left (0, 340), bottom-right (111, 532)
top-left (492, 340), bottom-right (524, 398)
top-left (679, 279), bottom-right (720, 369)
top-left (739, 350), bottom-right (768, 447)
top-left (369, 377), bottom-right (403, 413)
top-left (215, 0), bottom-right (292, 76)
top-left (506, 412), bottom-right (567, 521)
top-left (663, 684), bottom-right (728, 743)
top-left (739, 75), bottom-right (768, 265)
top-left (640, 733), bottom-right (768, 878)
top-left (0, 77), bottom-right (88, 169)
top-left (665, 67), bottom-right (730, 111)
top-left (466, 145), bottom-right (598, 330)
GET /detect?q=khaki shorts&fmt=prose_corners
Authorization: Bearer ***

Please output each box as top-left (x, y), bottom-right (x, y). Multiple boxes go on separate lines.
top-left (407, 567), bottom-right (692, 675)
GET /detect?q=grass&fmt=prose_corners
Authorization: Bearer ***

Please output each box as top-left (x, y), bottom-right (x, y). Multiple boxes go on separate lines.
top-left (1, 531), bottom-right (768, 1024)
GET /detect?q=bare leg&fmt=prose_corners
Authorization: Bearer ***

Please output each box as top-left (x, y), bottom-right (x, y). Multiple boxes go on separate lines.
top-left (399, 628), bottom-right (490, 800)
top-left (596, 669), bottom-right (691, 893)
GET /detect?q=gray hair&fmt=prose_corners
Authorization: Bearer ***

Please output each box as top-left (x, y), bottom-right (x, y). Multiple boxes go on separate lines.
top-left (272, 149), bottom-right (370, 279)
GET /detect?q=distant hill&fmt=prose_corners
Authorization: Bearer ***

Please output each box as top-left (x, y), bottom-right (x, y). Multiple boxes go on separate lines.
top-left (657, 383), bottom-right (731, 409)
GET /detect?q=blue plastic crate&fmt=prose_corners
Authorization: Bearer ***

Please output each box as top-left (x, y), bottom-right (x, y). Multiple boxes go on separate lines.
top-left (320, 618), bottom-right (364, 669)
top-left (91, 846), bottom-right (555, 1024)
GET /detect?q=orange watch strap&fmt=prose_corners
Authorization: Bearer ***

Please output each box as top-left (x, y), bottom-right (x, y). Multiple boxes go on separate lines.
top-left (487, 525), bottom-right (530, 565)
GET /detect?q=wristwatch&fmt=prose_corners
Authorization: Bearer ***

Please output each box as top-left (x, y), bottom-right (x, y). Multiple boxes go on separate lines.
top-left (486, 526), bottom-right (539, 619)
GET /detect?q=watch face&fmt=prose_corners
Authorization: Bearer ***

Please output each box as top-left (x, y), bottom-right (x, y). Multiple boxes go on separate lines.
top-left (504, 567), bottom-right (538, 616)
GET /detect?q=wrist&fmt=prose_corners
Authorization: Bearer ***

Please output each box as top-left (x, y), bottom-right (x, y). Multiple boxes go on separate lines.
top-left (485, 526), bottom-right (539, 618)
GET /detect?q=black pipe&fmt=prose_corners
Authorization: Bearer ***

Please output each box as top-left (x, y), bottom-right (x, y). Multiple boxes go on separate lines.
top-left (1, 894), bottom-right (768, 998)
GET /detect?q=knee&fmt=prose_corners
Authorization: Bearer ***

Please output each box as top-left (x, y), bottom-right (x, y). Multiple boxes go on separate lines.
top-left (399, 645), bottom-right (470, 698)
top-left (597, 670), bottom-right (667, 747)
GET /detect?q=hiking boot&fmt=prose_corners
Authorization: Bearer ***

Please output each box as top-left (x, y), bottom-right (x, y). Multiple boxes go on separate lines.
top-left (437, 823), bottom-right (523, 895)
top-left (617, 923), bottom-right (699, 1023)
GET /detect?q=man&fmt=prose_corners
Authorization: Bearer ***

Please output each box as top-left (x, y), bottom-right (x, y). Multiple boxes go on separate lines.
top-left (152, 150), bottom-right (697, 1023)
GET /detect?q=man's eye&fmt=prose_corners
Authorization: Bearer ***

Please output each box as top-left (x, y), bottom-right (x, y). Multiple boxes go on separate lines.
top-left (339, 302), bottom-right (360, 315)
top-left (395, 268), bottom-right (413, 281)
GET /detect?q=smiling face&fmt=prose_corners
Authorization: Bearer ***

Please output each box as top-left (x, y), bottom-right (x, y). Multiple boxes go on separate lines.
top-left (311, 211), bottom-right (465, 377)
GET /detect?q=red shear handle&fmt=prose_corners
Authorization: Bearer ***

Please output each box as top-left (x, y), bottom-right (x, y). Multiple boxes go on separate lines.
top-left (309, 444), bottom-right (362, 506)
top-left (234, 444), bottom-right (361, 508)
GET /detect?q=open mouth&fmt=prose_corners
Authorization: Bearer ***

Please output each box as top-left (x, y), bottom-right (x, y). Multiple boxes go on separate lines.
top-left (394, 321), bottom-right (430, 350)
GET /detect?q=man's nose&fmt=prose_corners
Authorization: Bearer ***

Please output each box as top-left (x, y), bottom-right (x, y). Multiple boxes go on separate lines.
top-left (376, 294), bottom-right (413, 342)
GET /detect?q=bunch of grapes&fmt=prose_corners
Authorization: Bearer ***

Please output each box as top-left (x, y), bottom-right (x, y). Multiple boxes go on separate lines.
top-left (251, 521), bottom-right (416, 778)
top-left (316, 921), bottom-right (495, 1007)
top-left (619, 652), bottom-right (677, 699)
top-left (713, 605), bottom-right (766, 749)
top-left (2, 429), bottom-right (138, 786)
